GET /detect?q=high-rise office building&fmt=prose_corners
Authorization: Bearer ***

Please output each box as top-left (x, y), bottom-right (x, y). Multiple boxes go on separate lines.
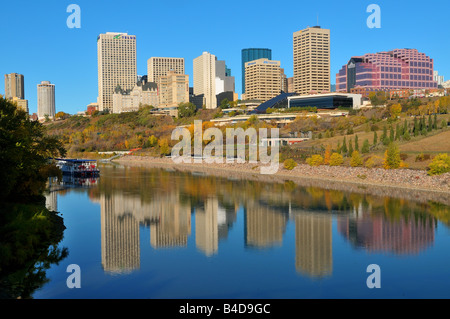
top-left (336, 49), bottom-right (438, 92)
top-left (215, 60), bottom-right (235, 95)
top-left (193, 52), bottom-right (217, 109)
top-left (37, 81), bottom-right (55, 120)
top-left (97, 32), bottom-right (137, 112)
top-left (5, 73), bottom-right (25, 99)
top-left (147, 57), bottom-right (185, 84)
top-left (433, 71), bottom-right (445, 87)
top-left (12, 97), bottom-right (29, 113)
top-left (159, 70), bottom-right (189, 110)
top-left (293, 26), bottom-right (330, 95)
top-left (241, 48), bottom-right (272, 94)
top-left (244, 58), bottom-right (284, 102)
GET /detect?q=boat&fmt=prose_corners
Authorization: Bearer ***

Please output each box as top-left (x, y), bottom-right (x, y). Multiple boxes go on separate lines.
top-left (55, 158), bottom-right (100, 177)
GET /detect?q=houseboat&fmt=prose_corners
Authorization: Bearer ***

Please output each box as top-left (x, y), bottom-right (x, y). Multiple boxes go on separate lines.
top-left (55, 158), bottom-right (100, 177)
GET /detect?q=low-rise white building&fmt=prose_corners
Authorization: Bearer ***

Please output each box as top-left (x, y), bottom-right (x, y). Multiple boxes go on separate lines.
top-left (112, 81), bottom-right (158, 113)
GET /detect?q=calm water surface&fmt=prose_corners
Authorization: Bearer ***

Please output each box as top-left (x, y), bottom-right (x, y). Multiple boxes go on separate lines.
top-left (33, 164), bottom-right (450, 299)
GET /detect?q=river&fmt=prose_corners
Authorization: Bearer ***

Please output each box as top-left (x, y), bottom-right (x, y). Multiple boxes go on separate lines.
top-left (33, 163), bottom-right (450, 298)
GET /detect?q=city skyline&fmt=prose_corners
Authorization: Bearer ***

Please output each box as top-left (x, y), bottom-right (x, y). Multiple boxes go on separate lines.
top-left (1, 0), bottom-right (449, 115)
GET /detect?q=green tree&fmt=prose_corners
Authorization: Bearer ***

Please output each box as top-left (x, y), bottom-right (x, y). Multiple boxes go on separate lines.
top-left (354, 134), bottom-right (359, 151)
top-left (382, 125), bottom-right (388, 141)
top-left (0, 97), bottom-right (66, 202)
top-left (428, 114), bottom-right (433, 132)
top-left (220, 98), bottom-right (230, 109)
top-left (389, 125), bottom-right (395, 142)
top-left (395, 123), bottom-right (401, 140)
top-left (414, 117), bottom-right (419, 137)
top-left (361, 139), bottom-right (370, 153)
top-left (177, 102), bottom-right (197, 118)
top-left (342, 136), bottom-right (348, 155)
top-left (402, 119), bottom-right (408, 136)
top-left (373, 131), bottom-right (378, 145)
top-left (348, 138), bottom-right (353, 157)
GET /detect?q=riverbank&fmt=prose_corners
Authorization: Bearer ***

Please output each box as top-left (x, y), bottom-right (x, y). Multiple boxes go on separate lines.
top-left (112, 155), bottom-right (450, 206)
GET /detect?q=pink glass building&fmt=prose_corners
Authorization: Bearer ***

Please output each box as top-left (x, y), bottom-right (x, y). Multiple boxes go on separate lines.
top-left (336, 49), bottom-right (438, 92)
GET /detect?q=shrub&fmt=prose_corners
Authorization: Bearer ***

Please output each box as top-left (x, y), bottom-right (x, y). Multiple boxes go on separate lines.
top-left (329, 153), bottom-right (343, 166)
top-left (400, 153), bottom-right (408, 161)
top-left (365, 155), bottom-right (383, 168)
top-left (415, 153), bottom-right (431, 162)
top-left (284, 159), bottom-right (297, 170)
top-left (427, 153), bottom-right (450, 176)
top-left (350, 151), bottom-right (363, 167)
top-left (306, 155), bottom-right (324, 166)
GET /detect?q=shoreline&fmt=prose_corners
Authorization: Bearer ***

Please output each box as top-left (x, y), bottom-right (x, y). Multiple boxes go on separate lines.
top-left (112, 155), bottom-right (450, 206)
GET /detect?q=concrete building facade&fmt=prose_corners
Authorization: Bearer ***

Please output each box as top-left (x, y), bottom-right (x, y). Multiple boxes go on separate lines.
top-left (193, 52), bottom-right (217, 109)
top-left (147, 57), bottom-right (185, 84)
top-left (244, 58), bottom-right (283, 102)
top-left (215, 60), bottom-right (235, 95)
top-left (12, 97), bottom-right (29, 113)
top-left (112, 81), bottom-right (158, 114)
top-left (241, 48), bottom-right (272, 94)
top-left (158, 70), bottom-right (189, 109)
top-left (97, 32), bottom-right (137, 112)
top-left (5, 73), bottom-right (25, 100)
top-left (293, 26), bottom-right (330, 95)
top-left (37, 81), bottom-right (55, 120)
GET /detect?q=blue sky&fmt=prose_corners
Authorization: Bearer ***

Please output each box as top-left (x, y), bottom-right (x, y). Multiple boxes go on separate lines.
top-left (1, 0), bottom-right (449, 115)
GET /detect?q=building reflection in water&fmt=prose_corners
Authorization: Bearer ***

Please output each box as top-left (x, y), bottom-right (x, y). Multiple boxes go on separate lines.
top-left (337, 204), bottom-right (435, 255)
top-left (90, 168), bottom-right (439, 278)
top-left (100, 194), bottom-right (140, 274)
top-left (195, 197), bottom-right (219, 256)
top-left (244, 201), bottom-right (287, 249)
top-left (150, 198), bottom-right (191, 248)
top-left (294, 213), bottom-right (333, 278)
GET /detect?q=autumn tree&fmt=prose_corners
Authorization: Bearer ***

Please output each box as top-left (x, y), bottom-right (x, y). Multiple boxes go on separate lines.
top-left (323, 145), bottom-right (332, 165)
top-left (390, 103), bottom-right (402, 119)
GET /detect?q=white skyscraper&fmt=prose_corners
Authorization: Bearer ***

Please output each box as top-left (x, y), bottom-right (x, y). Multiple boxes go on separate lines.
top-left (193, 52), bottom-right (217, 109)
top-left (97, 32), bottom-right (137, 112)
top-left (37, 81), bottom-right (55, 120)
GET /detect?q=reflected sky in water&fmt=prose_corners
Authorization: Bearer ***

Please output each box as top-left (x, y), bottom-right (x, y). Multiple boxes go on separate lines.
top-left (34, 164), bottom-right (450, 299)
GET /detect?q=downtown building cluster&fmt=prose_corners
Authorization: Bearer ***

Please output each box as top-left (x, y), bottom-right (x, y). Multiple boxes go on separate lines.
top-left (3, 26), bottom-right (447, 119)
top-left (94, 26), bottom-right (334, 116)
top-left (3, 73), bottom-right (56, 121)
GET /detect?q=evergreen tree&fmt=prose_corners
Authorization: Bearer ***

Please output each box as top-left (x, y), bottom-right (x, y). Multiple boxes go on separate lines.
top-left (348, 138), bottom-right (354, 156)
top-left (433, 114), bottom-right (437, 130)
top-left (389, 125), bottom-right (395, 142)
top-left (428, 114), bottom-right (432, 132)
top-left (395, 123), bottom-right (401, 140)
top-left (382, 125), bottom-right (388, 141)
top-left (342, 136), bottom-right (348, 155)
top-left (355, 134), bottom-right (359, 151)
top-left (414, 117), bottom-right (419, 137)
top-left (361, 139), bottom-right (370, 153)
top-left (373, 131), bottom-right (378, 145)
